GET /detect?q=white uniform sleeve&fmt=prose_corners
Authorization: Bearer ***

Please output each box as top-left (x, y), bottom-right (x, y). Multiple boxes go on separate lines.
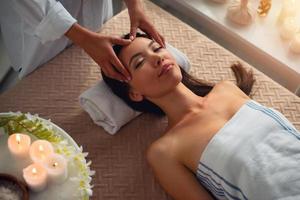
top-left (13, 0), bottom-right (77, 44)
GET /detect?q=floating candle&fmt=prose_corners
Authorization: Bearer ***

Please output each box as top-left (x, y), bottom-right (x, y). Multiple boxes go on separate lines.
top-left (7, 133), bottom-right (31, 158)
top-left (23, 163), bottom-right (47, 192)
top-left (43, 153), bottom-right (68, 184)
top-left (29, 140), bottom-right (54, 163)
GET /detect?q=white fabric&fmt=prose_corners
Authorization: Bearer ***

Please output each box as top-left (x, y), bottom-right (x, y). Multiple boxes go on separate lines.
top-left (80, 81), bottom-right (141, 135)
top-left (0, 0), bottom-right (113, 78)
top-left (79, 43), bottom-right (191, 135)
top-left (197, 100), bottom-right (300, 200)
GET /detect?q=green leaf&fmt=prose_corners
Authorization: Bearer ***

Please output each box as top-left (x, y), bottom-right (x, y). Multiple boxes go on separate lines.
top-left (0, 113), bottom-right (62, 142)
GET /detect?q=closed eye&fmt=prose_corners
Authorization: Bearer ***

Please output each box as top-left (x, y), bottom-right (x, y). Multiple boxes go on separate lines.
top-left (135, 47), bottom-right (163, 69)
top-left (135, 59), bottom-right (145, 69)
top-left (154, 47), bottom-right (163, 52)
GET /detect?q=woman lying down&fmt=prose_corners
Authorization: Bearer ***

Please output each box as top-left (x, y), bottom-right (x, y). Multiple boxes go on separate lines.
top-left (102, 33), bottom-right (300, 200)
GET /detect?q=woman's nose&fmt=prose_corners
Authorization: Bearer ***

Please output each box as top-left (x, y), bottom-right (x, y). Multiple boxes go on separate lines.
top-left (157, 56), bottom-right (164, 66)
top-left (150, 53), bottom-right (164, 67)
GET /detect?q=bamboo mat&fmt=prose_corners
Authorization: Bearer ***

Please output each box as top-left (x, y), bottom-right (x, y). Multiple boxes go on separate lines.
top-left (0, 1), bottom-right (299, 199)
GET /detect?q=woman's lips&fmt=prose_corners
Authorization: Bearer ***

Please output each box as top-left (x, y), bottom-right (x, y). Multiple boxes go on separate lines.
top-left (158, 64), bottom-right (173, 77)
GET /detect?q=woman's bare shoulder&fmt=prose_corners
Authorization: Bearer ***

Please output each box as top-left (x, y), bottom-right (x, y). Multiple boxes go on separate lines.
top-left (213, 80), bottom-right (250, 98)
top-left (146, 132), bottom-right (178, 163)
top-left (215, 80), bottom-right (237, 89)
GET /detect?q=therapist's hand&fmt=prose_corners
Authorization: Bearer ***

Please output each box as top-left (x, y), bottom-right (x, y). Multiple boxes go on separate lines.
top-left (65, 23), bottom-right (131, 82)
top-left (125, 0), bottom-right (165, 47)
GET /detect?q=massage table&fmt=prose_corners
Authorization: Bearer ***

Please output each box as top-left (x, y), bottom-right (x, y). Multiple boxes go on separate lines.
top-left (0, 1), bottom-right (299, 199)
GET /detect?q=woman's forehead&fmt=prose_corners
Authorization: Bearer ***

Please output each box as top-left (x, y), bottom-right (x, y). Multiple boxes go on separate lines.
top-left (119, 37), bottom-right (152, 63)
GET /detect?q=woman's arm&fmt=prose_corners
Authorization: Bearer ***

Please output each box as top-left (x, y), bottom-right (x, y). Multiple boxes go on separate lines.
top-left (146, 140), bottom-right (214, 200)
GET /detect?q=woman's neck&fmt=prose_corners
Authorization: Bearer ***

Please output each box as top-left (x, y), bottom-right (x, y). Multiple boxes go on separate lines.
top-left (150, 83), bottom-right (206, 128)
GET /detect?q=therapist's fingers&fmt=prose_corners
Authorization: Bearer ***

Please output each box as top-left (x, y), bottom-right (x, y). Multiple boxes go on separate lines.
top-left (101, 37), bottom-right (131, 81)
top-left (130, 24), bottom-right (138, 40)
top-left (140, 21), bottom-right (165, 48)
top-left (108, 36), bottom-right (131, 81)
top-left (102, 62), bottom-right (126, 81)
top-left (158, 32), bottom-right (165, 47)
top-left (110, 52), bottom-right (131, 81)
top-left (110, 36), bottom-right (131, 46)
top-left (149, 29), bottom-right (165, 48)
top-left (100, 66), bottom-right (110, 78)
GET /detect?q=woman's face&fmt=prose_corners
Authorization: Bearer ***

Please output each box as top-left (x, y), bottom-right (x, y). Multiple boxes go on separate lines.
top-left (119, 37), bottom-right (182, 100)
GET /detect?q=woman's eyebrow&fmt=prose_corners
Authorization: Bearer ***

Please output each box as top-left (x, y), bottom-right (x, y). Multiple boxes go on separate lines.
top-left (129, 40), bottom-right (155, 67)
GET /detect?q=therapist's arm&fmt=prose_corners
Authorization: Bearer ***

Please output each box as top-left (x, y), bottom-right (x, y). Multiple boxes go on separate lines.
top-left (12, 0), bottom-right (131, 81)
top-left (65, 23), bottom-right (132, 81)
top-left (123, 0), bottom-right (165, 47)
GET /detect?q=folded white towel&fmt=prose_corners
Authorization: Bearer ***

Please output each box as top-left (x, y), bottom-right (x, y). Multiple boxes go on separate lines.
top-left (79, 43), bottom-right (190, 135)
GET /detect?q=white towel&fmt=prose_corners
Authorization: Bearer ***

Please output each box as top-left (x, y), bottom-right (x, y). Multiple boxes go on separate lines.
top-left (79, 81), bottom-right (141, 134)
top-left (197, 100), bottom-right (300, 200)
top-left (79, 43), bottom-right (190, 135)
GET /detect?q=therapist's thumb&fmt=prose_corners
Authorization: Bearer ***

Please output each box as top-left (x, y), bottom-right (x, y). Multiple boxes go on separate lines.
top-left (110, 37), bottom-right (131, 46)
top-left (130, 25), bottom-right (138, 41)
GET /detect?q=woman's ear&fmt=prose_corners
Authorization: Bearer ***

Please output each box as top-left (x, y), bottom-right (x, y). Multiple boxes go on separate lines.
top-left (129, 89), bottom-right (144, 102)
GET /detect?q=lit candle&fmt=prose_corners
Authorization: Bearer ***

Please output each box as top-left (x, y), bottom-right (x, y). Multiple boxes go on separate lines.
top-left (279, 17), bottom-right (299, 40)
top-left (29, 140), bottom-right (54, 163)
top-left (23, 163), bottom-right (48, 192)
top-left (7, 133), bottom-right (31, 158)
top-left (43, 153), bottom-right (68, 184)
top-left (290, 33), bottom-right (300, 53)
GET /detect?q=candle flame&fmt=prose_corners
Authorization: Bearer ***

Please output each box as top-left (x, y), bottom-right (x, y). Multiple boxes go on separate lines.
top-left (32, 167), bottom-right (37, 175)
top-left (16, 134), bottom-right (21, 144)
top-left (53, 162), bottom-right (58, 168)
top-left (38, 145), bottom-right (44, 152)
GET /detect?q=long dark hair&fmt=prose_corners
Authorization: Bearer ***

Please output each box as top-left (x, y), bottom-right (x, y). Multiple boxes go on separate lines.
top-left (102, 33), bottom-right (255, 116)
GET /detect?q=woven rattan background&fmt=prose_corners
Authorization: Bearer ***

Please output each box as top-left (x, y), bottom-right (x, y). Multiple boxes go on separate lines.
top-left (0, 1), bottom-right (299, 199)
